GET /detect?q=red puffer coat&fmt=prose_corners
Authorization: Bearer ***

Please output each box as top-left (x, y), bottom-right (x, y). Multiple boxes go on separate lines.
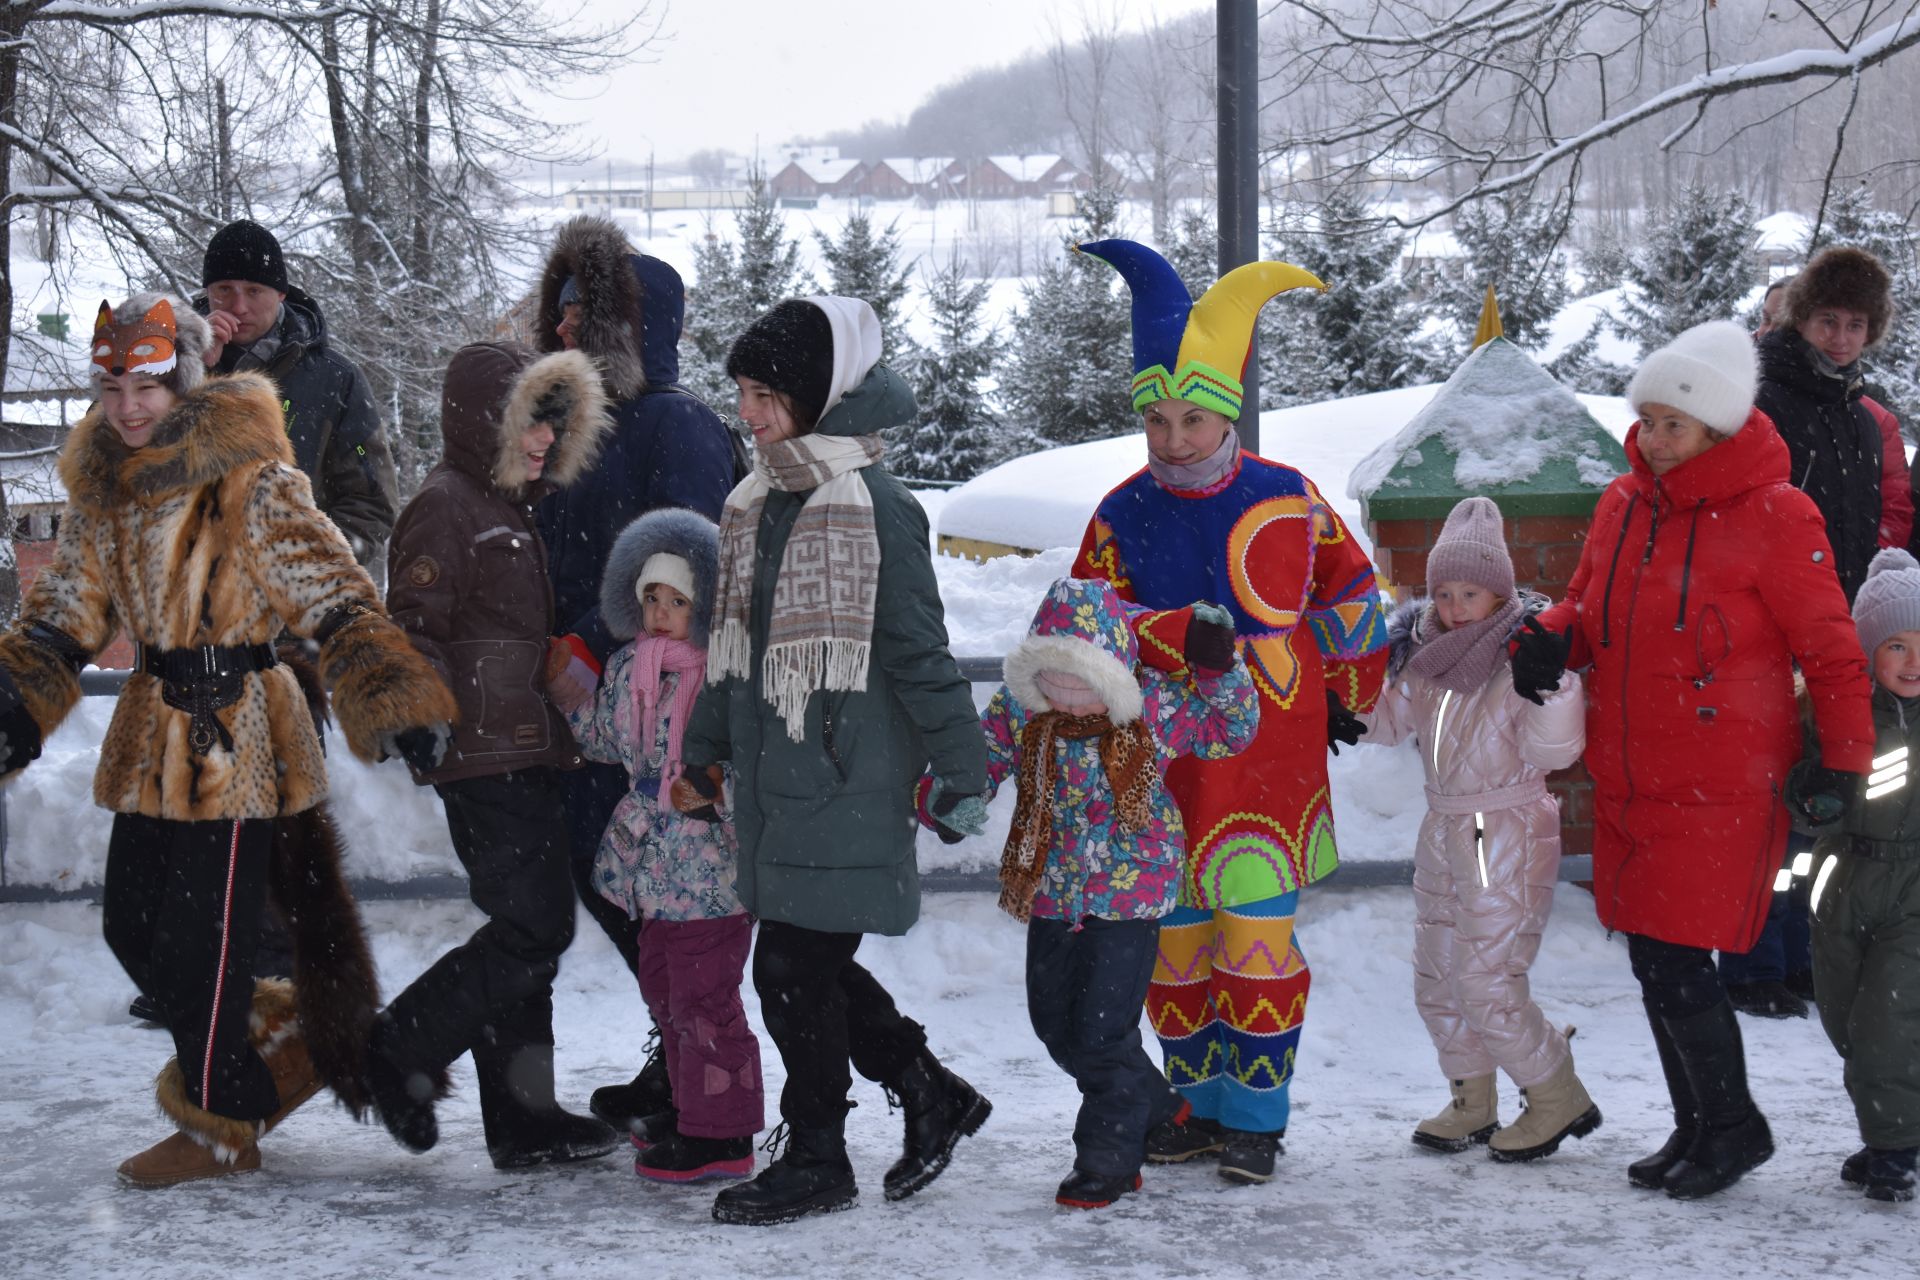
top-left (1540, 408), bottom-right (1874, 951)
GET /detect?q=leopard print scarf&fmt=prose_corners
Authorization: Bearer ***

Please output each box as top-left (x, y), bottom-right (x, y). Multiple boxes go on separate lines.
top-left (998, 710), bottom-right (1156, 921)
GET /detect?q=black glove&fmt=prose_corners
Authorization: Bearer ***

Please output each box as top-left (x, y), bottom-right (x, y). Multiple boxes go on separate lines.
top-left (1786, 762), bottom-right (1858, 828)
top-left (0, 668), bottom-right (44, 774)
top-left (1186, 603), bottom-right (1238, 680)
top-left (388, 724), bottom-right (449, 773)
top-left (671, 764), bottom-right (724, 824)
top-left (1326, 688), bottom-right (1366, 755)
top-left (1511, 616), bottom-right (1572, 706)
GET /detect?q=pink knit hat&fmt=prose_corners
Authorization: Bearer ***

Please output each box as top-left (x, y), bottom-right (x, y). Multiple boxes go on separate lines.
top-left (1425, 496), bottom-right (1514, 597)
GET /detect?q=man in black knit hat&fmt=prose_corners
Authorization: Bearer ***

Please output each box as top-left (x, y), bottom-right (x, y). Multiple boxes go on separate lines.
top-left (198, 219), bottom-right (399, 573)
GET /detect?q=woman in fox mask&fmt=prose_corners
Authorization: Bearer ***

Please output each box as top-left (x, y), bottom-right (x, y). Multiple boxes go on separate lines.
top-left (0, 294), bottom-right (455, 1187)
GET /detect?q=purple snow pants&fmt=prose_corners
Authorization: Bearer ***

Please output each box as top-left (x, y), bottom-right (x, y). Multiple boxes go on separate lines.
top-left (635, 913), bottom-right (764, 1139)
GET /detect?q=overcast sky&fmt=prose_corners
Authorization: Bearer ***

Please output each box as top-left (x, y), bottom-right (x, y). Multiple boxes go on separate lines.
top-left (551, 0), bottom-right (1208, 163)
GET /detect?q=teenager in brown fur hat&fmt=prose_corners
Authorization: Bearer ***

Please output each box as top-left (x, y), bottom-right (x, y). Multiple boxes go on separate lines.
top-left (1757, 245), bottom-right (1900, 602)
top-left (0, 293), bottom-right (456, 1187)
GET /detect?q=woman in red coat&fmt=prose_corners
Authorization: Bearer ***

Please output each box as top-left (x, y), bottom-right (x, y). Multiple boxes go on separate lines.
top-left (1521, 320), bottom-right (1874, 1200)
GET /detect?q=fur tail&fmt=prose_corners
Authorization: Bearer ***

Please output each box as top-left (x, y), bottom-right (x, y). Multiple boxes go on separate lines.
top-left (269, 805), bottom-right (379, 1117)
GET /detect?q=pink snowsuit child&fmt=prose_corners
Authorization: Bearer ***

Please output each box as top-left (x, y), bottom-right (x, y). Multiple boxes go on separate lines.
top-left (1362, 497), bottom-right (1600, 1162)
top-left (567, 507), bottom-right (763, 1183)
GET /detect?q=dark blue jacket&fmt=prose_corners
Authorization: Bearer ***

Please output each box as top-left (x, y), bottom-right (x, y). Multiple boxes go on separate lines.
top-left (534, 228), bottom-right (737, 661)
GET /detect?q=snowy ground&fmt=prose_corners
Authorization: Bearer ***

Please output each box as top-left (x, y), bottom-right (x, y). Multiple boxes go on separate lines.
top-left (0, 886), bottom-right (1903, 1280)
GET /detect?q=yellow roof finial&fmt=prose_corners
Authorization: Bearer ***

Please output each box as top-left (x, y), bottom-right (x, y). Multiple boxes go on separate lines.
top-left (1473, 284), bottom-right (1505, 349)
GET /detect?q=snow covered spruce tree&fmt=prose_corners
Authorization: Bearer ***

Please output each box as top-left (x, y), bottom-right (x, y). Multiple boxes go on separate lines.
top-left (893, 251), bottom-right (1012, 485)
top-left (1167, 205), bottom-right (1218, 299)
top-left (815, 211), bottom-right (916, 364)
top-left (682, 172), bottom-right (811, 408)
top-left (1809, 185), bottom-right (1920, 419)
top-left (1260, 192), bottom-right (1440, 406)
top-left (1603, 184), bottom-right (1758, 363)
top-left (1003, 184), bottom-right (1137, 447)
top-left (1430, 193), bottom-right (1572, 355)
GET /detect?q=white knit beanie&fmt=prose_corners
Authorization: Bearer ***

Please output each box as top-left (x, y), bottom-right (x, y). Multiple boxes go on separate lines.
top-left (1425, 496), bottom-right (1514, 597)
top-left (1626, 320), bottom-right (1757, 434)
top-left (1854, 548), bottom-right (1920, 656)
top-left (636, 552), bottom-right (697, 607)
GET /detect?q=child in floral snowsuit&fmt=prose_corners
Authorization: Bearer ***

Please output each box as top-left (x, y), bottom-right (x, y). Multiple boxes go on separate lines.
top-left (926, 576), bottom-right (1257, 1210)
top-left (568, 508), bottom-right (763, 1183)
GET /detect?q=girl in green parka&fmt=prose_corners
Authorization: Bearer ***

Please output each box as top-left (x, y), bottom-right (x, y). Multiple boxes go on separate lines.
top-left (676, 296), bottom-right (993, 1227)
top-left (1800, 546), bottom-right (1920, 1204)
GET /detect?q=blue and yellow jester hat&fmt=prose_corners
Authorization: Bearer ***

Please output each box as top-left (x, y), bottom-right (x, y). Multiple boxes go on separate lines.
top-left (1076, 239), bottom-right (1324, 420)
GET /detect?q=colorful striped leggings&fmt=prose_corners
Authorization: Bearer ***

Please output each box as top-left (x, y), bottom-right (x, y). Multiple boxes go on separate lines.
top-left (1148, 891), bottom-right (1307, 1135)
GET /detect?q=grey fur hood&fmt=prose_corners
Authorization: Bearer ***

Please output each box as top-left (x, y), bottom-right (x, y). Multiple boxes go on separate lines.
top-left (601, 507), bottom-right (721, 646)
top-left (536, 215), bottom-right (687, 400)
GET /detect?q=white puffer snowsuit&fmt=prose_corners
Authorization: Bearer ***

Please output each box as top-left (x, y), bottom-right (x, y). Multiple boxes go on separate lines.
top-left (1365, 608), bottom-right (1585, 1088)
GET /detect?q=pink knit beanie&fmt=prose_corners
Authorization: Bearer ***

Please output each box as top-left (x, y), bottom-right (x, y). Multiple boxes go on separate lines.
top-left (1425, 496), bottom-right (1514, 597)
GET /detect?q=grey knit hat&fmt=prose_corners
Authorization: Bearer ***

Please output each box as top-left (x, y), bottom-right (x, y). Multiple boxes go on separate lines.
top-left (1426, 496), bottom-right (1514, 598)
top-left (1855, 547), bottom-right (1920, 656)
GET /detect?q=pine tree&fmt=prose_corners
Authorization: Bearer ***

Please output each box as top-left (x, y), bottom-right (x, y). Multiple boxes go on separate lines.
top-left (892, 250), bottom-right (1013, 484)
top-left (681, 171), bottom-right (810, 407)
top-left (1606, 184), bottom-right (1758, 359)
top-left (1002, 181), bottom-right (1138, 447)
top-left (1430, 193), bottom-right (1572, 354)
top-left (1260, 193), bottom-right (1441, 407)
top-left (1167, 205), bottom-right (1217, 299)
top-left (815, 211), bottom-right (916, 363)
top-left (1809, 184), bottom-right (1920, 421)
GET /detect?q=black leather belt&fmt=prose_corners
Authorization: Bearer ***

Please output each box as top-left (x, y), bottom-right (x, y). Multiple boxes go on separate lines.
top-left (135, 642), bottom-right (278, 755)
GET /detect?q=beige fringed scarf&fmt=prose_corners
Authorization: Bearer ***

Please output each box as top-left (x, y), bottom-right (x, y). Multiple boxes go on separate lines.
top-left (709, 432), bottom-right (885, 740)
top-left (998, 711), bottom-right (1156, 921)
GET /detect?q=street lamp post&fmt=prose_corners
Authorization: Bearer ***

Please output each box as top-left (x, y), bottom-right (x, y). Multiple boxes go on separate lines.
top-left (1218, 0), bottom-right (1261, 449)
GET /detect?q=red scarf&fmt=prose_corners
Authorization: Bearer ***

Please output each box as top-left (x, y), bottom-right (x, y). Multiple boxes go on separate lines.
top-left (630, 635), bottom-right (707, 807)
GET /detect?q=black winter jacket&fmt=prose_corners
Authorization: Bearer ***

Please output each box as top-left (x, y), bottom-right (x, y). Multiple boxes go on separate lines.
top-left (1756, 328), bottom-right (1884, 602)
top-left (200, 288), bottom-right (400, 568)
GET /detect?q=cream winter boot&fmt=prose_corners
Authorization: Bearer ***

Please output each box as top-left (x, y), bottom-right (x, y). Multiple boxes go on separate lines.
top-left (1488, 1050), bottom-right (1602, 1162)
top-left (1412, 1075), bottom-right (1499, 1153)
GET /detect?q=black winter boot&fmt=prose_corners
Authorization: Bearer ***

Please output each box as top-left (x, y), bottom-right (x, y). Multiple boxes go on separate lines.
top-left (628, 1109), bottom-right (679, 1150)
top-left (1864, 1147), bottom-right (1918, 1203)
top-left (588, 1022), bottom-right (676, 1133)
top-left (475, 1043), bottom-right (619, 1170)
top-left (634, 1132), bottom-right (755, 1183)
top-left (1629, 1000), bottom-right (1697, 1190)
top-left (881, 1051), bottom-right (993, 1201)
top-left (1146, 1100), bottom-right (1227, 1163)
top-left (367, 1013), bottom-right (441, 1154)
top-left (1218, 1129), bottom-right (1284, 1184)
top-left (712, 1123), bottom-right (858, 1225)
top-left (1842, 1145), bottom-right (1872, 1188)
top-left (1055, 1167), bottom-right (1142, 1209)
top-left (1658, 1001), bottom-right (1774, 1200)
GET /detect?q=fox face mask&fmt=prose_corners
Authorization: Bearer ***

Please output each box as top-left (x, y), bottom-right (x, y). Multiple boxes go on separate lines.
top-left (91, 298), bottom-right (179, 380)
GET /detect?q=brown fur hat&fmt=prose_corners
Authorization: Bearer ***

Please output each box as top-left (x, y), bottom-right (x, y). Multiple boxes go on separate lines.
top-left (1784, 245), bottom-right (1895, 346)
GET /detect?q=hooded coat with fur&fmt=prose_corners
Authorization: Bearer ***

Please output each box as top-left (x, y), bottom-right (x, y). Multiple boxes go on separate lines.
top-left (386, 344), bottom-right (611, 785)
top-left (530, 215), bottom-right (737, 661)
top-left (0, 371), bottom-right (454, 820)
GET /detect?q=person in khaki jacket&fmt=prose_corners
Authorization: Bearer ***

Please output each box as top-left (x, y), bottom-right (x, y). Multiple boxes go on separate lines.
top-left (371, 342), bottom-right (619, 1170)
top-left (1364, 497), bottom-right (1598, 1162)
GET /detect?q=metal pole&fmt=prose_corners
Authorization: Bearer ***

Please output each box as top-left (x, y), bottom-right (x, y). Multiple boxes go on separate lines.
top-left (1218, 0), bottom-right (1261, 449)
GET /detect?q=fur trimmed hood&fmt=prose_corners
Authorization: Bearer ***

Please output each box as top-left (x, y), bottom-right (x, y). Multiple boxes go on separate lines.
top-left (1785, 245), bottom-right (1895, 346)
top-left (61, 371), bottom-right (290, 515)
top-left (1386, 589), bottom-right (1548, 677)
top-left (535, 215), bottom-right (687, 399)
top-left (439, 342), bottom-right (610, 503)
top-left (1003, 577), bottom-right (1146, 724)
top-left (601, 507), bottom-right (721, 646)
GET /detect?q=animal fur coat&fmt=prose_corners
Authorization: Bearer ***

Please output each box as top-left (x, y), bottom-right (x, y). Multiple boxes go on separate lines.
top-left (0, 371), bottom-right (457, 821)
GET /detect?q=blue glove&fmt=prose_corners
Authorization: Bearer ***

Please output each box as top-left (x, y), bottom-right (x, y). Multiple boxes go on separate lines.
top-left (928, 777), bottom-right (988, 845)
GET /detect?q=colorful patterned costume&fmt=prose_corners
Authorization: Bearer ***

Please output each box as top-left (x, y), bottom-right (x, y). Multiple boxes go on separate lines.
top-left (1071, 233), bottom-right (1389, 1140)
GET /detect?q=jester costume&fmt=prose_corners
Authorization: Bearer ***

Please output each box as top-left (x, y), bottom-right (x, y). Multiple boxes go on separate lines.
top-left (1074, 240), bottom-right (1389, 1139)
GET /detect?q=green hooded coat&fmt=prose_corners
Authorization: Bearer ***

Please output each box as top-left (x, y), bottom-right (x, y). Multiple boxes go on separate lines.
top-left (682, 365), bottom-right (987, 936)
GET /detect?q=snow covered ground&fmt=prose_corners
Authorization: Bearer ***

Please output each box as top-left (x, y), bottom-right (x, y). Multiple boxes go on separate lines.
top-left (0, 886), bottom-right (1903, 1279)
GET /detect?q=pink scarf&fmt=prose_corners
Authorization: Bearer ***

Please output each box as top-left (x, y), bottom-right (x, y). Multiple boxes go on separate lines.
top-left (629, 635), bottom-right (708, 807)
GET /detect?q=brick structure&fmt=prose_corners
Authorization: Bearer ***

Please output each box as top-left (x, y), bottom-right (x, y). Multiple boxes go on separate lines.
top-left (1355, 337), bottom-right (1625, 859)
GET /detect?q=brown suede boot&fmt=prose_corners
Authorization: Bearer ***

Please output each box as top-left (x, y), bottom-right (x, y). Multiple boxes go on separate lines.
top-left (253, 979), bottom-right (321, 1134)
top-left (1412, 1075), bottom-right (1499, 1153)
top-left (1489, 1050), bottom-right (1603, 1162)
top-left (118, 1059), bottom-right (263, 1188)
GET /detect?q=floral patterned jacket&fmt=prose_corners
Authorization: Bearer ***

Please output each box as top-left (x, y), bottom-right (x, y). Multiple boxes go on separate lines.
top-left (567, 642), bottom-right (743, 922)
top-left (979, 662), bottom-right (1259, 923)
